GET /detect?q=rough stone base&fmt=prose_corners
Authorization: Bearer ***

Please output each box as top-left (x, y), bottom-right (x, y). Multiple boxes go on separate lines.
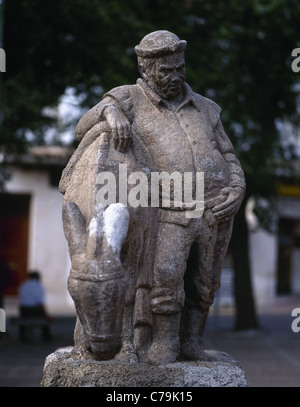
top-left (40, 347), bottom-right (249, 387)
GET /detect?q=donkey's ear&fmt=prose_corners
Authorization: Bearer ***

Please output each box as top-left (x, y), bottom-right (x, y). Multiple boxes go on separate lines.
top-left (86, 206), bottom-right (104, 259)
top-left (63, 201), bottom-right (87, 255)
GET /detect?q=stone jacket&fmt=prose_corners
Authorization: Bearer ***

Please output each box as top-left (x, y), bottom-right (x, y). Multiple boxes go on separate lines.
top-left (76, 79), bottom-right (245, 202)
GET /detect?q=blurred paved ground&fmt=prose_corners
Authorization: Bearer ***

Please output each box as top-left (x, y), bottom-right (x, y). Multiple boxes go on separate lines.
top-left (0, 295), bottom-right (299, 387)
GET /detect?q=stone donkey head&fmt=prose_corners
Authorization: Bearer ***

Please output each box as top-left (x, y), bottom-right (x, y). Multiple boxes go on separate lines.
top-left (63, 201), bottom-right (129, 360)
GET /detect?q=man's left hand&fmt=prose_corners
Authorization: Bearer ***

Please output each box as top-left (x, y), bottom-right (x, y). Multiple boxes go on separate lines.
top-left (211, 186), bottom-right (244, 221)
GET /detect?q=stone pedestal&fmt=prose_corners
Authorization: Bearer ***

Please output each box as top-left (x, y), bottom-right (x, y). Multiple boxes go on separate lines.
top-left (40, 347), bottom-right (249, 387)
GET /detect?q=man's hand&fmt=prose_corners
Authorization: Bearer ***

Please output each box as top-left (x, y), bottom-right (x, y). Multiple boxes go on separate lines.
top-left (103, 105), bottom-right (132, 152)
top-left (212, 186), bottom-right (244, 221)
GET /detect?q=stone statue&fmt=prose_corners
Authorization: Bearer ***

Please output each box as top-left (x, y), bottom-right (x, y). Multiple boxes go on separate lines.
top-left (59, 30), bottom-right (245, 366)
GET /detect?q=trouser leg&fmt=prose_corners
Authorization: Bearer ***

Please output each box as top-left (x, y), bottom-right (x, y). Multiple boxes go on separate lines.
top-left (147, 312), bottom-right (181, 365)
top-left (148, 222), bottom-right (191, 365)
top-left (180, 217), bottom-right (234, 360)
top-left (180, 307), bottom-right (209, 360)
top-left (194, 217), bottom-right (234, 311)
top-left (150, 222), bottom-right (191, 315)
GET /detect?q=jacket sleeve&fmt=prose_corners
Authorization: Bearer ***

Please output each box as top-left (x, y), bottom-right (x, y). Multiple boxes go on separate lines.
top-left (75, 96), bottom-right (116, 141)
top-left (75, 85), bottom-right (134, 141)
top-left (214, 118), bottom-right (246, 191)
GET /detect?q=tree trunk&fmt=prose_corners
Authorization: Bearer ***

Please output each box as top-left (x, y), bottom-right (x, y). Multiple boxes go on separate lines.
top-left (230, 198), bottom-right (259, 330)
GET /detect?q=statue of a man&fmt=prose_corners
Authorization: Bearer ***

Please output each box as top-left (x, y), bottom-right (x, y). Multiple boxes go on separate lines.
top-left (61, 30), bottom-right (245, 365)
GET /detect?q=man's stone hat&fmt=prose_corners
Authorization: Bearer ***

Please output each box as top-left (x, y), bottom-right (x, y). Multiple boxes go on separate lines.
top-left (135, 30), bottom-right (187, 58)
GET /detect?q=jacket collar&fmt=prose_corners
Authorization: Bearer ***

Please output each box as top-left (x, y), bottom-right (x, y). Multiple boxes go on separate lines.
top-left (136, 78), bottom-right (199, 112)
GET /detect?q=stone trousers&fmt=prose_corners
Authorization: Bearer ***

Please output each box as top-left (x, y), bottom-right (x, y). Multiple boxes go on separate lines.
top-left (150, 209), bottom-right (234, 315)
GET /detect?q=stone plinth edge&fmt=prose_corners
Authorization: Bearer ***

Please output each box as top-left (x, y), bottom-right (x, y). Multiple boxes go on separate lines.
top-left (40, 347), bottom-right (249, 387)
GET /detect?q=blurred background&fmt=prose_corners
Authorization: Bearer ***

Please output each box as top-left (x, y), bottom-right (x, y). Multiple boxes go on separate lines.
top-left (0, 0), bottom-right (300, 387)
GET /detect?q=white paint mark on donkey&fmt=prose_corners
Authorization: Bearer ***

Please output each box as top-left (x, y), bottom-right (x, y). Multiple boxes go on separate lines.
top-left (103, 203), bottom-right (129, 256)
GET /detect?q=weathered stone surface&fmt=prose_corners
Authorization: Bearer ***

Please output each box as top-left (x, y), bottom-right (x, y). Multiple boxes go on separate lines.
top-left (41, 347), bottom-right (249, 387)
top-left (59, 30), bottom-right (246, 366)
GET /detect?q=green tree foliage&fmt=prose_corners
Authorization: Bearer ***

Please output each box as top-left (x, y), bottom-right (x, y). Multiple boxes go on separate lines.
top-left (2, 0), bottom-right (300, 178)
top-left (1, 0), bottom-right (300, 328)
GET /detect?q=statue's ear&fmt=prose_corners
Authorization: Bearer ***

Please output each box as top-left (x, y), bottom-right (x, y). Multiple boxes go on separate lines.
top-left (138, 62), bottom-right (146, 78)
top-left (86, 207), bottom-right (104, 259)
top-left (63, 201), bottom-right (87, 255)
top-left (138, 60), bottom-right (157, 87)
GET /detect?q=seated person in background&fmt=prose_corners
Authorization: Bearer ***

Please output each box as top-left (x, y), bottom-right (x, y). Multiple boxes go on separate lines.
top-left (18, 271), bottom-right (52, 341)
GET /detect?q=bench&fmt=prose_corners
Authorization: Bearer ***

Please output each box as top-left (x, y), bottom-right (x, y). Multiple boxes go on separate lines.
top-left (11, 317), bottom-right (50, 342)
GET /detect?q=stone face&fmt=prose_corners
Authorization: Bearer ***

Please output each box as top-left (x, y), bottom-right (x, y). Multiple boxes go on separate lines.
top-left (41, 347), bottom-right (249, 387)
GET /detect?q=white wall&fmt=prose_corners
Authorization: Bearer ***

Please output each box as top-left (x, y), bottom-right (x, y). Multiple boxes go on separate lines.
top-left (5, 167), bottom-right (76, 316)
top-left (248, 195), bottom-right (300, 307)
top-left (249, 228), bottom-right (277, 308)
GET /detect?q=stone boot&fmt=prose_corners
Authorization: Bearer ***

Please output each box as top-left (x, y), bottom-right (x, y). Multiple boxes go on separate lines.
top-left (147, 313), bottom-right (181, 365)
top-left (180, 307), bottom-right (214, 361)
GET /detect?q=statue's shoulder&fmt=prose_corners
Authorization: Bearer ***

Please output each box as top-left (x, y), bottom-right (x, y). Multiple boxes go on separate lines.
top-left (191, 89), bottom-right (221, 126)
top-left (104, 84), bottom-right (138, 121)
top-left (75, 84), bottom-right (137, 140)
top-left (192, 90), bottom-right (221, 114)
top-left (104, 84), bottom-right (138, 105)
